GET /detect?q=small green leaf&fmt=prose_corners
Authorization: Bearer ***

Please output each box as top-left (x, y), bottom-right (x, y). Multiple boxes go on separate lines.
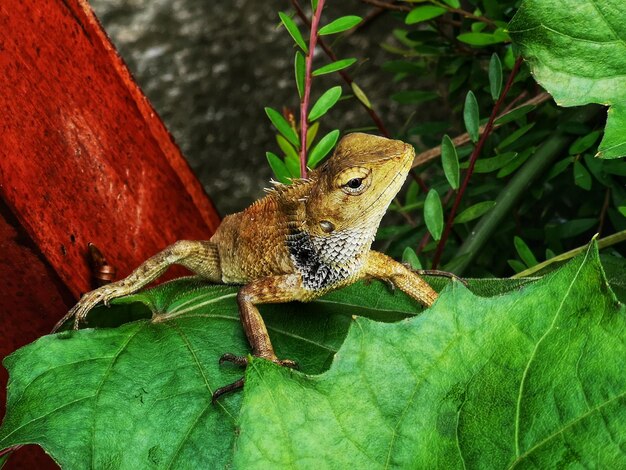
top-left (618, 206), bottom-right (626, 217)
top-left (441, 135), bottom-right (460, 190)
top-left (497, 123), bottom-right (535, 150)
top-left (442, 0), bottom-right (460, 8)
top-left (569, 131), bottom-right (601, 155)
top-left (454, 201), bottom-right (496, 224)
top-left (313, 58), bottom-right (357, 76)
top-left (311, 0), bottom-right (318, 11)
top-left (276, 135), bottom-right (298, 161)
top-left (295, 52), bottom-right (306, 98)
top-left (507, 258), bottom-right (527, 273)
top-left (265, 107), bottom-right (299, 148)
top-left (284, 152), bottom-right (301, 179)
top-left (306, 121), bottom-right (320, 150)
top-left (402, 247), bottom-right (422, 270)
top-left (514, 236), bottom-right (538, 268)
top-left (405, 6), bottom-right (447, 25)
top-left (278, 12), bottom-right (308, 53)
top-left (457, 32), bottom-right (502, 46)
top-left (546, 157), bottom-right (574, 181)
top-left (318, 16), bottom-right (362, 35)
top-left (266, 152), bottom-right (291, 184)
top-left (573, 161), bottom-right (592, 191)
top-left (464, 91), bottom-right (480, 143)
top-left (489, 53), bottom-right (503, 101)
top-left (351, 82), bottom-right (372, 109)
top-left (494, 105), bottom-right (535, 125)
top-left (424, 189), bottom-right (444, 241)
top-left (308, 86), bottom-right (342, 121)
top-left (497, 147), bottom-right (534, 177)
top-left (391, 90), bottom-right (439, 104)
top-left (308, 129), bottom-right (340, 168)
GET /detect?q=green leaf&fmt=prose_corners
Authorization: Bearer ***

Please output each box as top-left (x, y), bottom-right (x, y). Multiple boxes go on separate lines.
top-left (454, 200), bottom-right (496, 224)
top-left (489, 53), bottom-right (503, 100)
top-left (308, 129), bottom-right (340, 168)
top-left (497, 147), bottom-right (534, 177)
top-left (569, 130), bottom-right (601, 155)
top-left (284, 152), bottom-right (301, 179)
top-left (312, 58), bottom-right (357, 76)
top-left (497, 123), bottom-right (535, 150)
top-left (424, 189), bottom-right (444, 240)
top-left (468, 152), bottom-right (518, 173)
top-left (276, 134), bottom-right (298, 162)
top-left (318, 16), bottom-right (362, 35)
top-left (278, 12), bottom-right (308, 53)
top-left (551, 218), bottom-right (597, 238)
top-left (464, 91), bottom-right (480, 143)
top-left (402, 246), bottom-right (422, 270)
top-left (236, 244), bottom-right (626, 467)
top-left (457, 32), bottom-right (502, 46)
top-left (265, 107), bottom-right (299, 148)
top-left (441, 134), bottom-right (459, 190)
top-left (294, 51), bottom-right (306, 98)
top-left (391, 90), bottom-right (439, 104)
top-left (405, 6), bottom-right (447, 25)
top-left (306, 121), bottom-right (319, 150)
top-left (513, 236), bottom-right (538, 267)
top-left (266, 151), bottom-right (291, 184)
top-left (351, 82), bottom-right (372, 109)
top-left (494, 104), bottom-right (535, 125)
top-left (308, 86), bottom-right (342, 122)
top-left (507, 258), bottom-right (527, 273)
top-left (508, 0), bottom-right (626, 158)
top-left (573, 161), bottom-right (592, 191)
top-left (442, 0), bottom-right (460, 7)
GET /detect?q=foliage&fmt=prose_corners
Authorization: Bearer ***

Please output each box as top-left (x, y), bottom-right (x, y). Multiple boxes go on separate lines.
top-left (2, 245), bottom-right (625, 467)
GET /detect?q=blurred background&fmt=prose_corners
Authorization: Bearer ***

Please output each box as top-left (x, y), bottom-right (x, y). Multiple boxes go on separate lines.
top-left (90, 0), bottom-right (419, 214)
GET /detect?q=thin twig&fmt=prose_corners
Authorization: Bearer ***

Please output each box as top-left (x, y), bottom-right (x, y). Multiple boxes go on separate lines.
top-left (299, 0), bottom-right (326, 178)
top-left (431, 56), bottom-right (524, 268)
top-left (412, 92), bottom-right (551, 168)
top-left (291, 0), bottom-right (391, 138)
top-left (361, 0), bottom-right (496, 26)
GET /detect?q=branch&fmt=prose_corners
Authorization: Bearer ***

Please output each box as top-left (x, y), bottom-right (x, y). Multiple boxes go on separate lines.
top-left (431, 56), bottom-right (524, 268)
top-left (412, 92), bottom-right (551, 168)
top-left (291, 0), bottom-right (391, 138)
top-left (298, 0), bottom-right (325, 179)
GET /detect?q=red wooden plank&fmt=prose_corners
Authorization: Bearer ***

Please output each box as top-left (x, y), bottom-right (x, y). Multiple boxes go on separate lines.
top-left (0, 0), bottom-right (223, 466)
top-left (0, 0), bottom-right (221, 299)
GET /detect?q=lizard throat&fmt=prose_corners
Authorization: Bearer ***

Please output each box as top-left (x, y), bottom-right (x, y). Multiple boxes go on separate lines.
top-left (287, 227), bottom-right (374, 291)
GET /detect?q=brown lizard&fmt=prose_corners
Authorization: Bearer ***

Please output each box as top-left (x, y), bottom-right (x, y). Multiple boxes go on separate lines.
top-left (56, 132), bottom-right (438, 401)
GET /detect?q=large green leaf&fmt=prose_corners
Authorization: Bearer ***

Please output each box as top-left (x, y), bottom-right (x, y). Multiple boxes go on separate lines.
top-left (508, 0), bottom-right (626, 158)
top-left (236, 243), bottom-right (626, 467)
top-left (1, 246), bottom-right (624, 467)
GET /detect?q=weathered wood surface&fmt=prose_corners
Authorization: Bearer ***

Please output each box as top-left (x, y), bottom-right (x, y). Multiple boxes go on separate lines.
top-left (0, 0), bottom-right (221, 466)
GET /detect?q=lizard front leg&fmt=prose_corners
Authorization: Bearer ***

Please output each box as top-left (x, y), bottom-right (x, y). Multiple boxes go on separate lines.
top-left (213, 274), bottom-right (307, 401)
top-left (364, 251), bottom-right (438, 307)
top-left (55, 240), bottom-right (221, 331)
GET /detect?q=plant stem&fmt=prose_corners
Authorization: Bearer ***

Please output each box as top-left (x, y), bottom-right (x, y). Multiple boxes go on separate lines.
top-left (299, 0), bottom-right (325, 179)
top-left (511, 230), bottom-right (626, 279)
top-left (431, 56), bottom-right (523, 268)
top-left (449, 106), bottom-right (600, 275)
top-left (291, 0), bottom-right (390, 138)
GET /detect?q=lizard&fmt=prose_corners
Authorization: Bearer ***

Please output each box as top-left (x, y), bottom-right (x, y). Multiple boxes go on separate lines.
top-left (56, 132), bottom-right (438, 402)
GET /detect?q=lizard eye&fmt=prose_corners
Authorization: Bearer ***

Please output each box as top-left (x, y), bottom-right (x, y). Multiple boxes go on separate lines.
top-left (336, 167), bottom-right (371, 195)
top-left (346, 178), bottom-right (363, 189)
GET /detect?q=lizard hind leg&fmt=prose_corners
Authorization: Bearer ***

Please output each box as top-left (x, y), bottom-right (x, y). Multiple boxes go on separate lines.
top-left (55, 240), bottom-right (221, 332)
top-left (213, 274), bottom-right (307, 402)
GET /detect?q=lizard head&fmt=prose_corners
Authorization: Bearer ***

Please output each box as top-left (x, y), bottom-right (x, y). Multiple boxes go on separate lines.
top-left (305, 132), bottom-right (414, 237)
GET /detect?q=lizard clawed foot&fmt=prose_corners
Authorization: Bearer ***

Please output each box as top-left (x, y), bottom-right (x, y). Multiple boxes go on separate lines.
top-left (212, 353), bottom-right (299, 403)
top-left (52, 282), bottom-right (129, 333)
